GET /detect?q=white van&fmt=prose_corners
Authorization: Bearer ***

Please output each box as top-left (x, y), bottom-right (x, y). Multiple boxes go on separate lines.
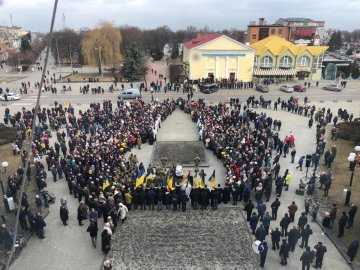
top-left (118, 88), bottom-right (141, 99)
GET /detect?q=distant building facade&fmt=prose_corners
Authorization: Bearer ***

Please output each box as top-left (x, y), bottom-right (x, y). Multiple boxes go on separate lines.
top-left (183, 33), bottom-right (255, 82)
top-left (0, 25), bottom-right (29, 61)
top-left (248, 18), bottom-right (290, 45)
top-left (247, 18), bottom-right (325, 46)
top-left (251, 36), bottom-right (328, 81)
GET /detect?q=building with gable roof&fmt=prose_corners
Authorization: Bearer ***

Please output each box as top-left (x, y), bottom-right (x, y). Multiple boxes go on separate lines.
top-left (182, 33), bottom-right (255, 82)
top-left (251, 36), bottom-right (328, 81)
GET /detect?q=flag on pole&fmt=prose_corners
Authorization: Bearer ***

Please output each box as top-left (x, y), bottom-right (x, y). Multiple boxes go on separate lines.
top-left (144, 170), bottom-right (153, 186)
top-left (135, 171), bottom-right (145, 189)
top-left (208, 169), bottom-right (216, 188)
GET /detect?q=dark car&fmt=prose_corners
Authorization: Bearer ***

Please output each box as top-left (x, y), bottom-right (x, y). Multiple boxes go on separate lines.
top-left (200, 83), bottom-right (219, 94)
top-left (255, 84), bottom-right (269, 93)
top-left (294, 85), bottom-right (306, 92)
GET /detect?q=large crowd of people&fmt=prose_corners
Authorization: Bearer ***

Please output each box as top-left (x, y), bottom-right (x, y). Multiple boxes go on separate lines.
top-left (0, 90), bottom-right (358, 269)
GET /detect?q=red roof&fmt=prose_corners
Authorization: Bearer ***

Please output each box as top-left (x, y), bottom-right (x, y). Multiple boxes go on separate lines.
top-left (183, 33), bottom-right (222, 49)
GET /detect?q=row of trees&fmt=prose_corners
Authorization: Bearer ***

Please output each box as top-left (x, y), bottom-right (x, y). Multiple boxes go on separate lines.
top-left (328, 29), bottom-right (360, 52)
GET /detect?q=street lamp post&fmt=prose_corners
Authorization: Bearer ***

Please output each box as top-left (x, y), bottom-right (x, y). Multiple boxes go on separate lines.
top-left (0, 161), bottom-right (9, 195)
top-left (69, 43), bottom-right (73, 73)
top-left (94, 47), bottom-right (103, 78)
top-left (345, 146), bottom-right (360, 206)
top-left (54, 36), bottom-right (63, 67)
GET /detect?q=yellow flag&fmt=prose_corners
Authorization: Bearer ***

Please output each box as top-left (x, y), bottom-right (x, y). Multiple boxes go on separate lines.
top-left (103, 179), bottom-right (110, 190)
top-left (167, 177), bottom-right (175, 191)
top-left (135, 173), bottom-right (145, 189)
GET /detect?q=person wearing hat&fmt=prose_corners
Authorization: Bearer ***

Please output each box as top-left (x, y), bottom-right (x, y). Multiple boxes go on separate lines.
top-left (118, 203), bottom-right (128, 224)
top-left (314, 242), bottom-right (327, 268)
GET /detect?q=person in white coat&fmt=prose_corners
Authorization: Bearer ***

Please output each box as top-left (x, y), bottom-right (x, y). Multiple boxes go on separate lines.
top-left (118, 203), bottom-right (128, 224)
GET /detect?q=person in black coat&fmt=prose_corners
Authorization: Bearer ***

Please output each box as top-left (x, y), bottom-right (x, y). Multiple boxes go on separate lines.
top-left (347, 240), bottom-right (359, 262)
top-left (258, 241), bottom-right (268, 268)
top-left (250, 212), bottom-right (259, 235)
top-left (338, 211), bottom-right (348, 237)
top-left (314, 242), bottom-right (327, 269)
top-left (101, 228), bottom-right (111, 254)
top-left (288, 225), bottom-right (301, 252)
top-left (87, 220), bottom-right (98, 248)
top-left (190, 188), bottom-right (199, 210)
top-left (221, 185), bottom-right (231, 204)
top-left (138, 189), bottom-right (146, 210)
top-left (300, 247), bottom-right (314, 270)
top-left (347, 204), bottom-right (357, 228)
top-left (171, 192), bottom-right (179, 211)
top-left (279, 239), bottom-right (290, 265)
top-left (271, 198), bottom-right (281, 220)
top-left (59, 205), bottom-right (69, 226)
top-left (298, 212), bottom-right (308, 233)
top-left (255, 223), bottom-right (267, 242)
top-left (35, 213), bottom-right (46, 239)
top-left (180, 190), bottom-right (187, 212)
top-left (270, 227), bottom-right (281, 250)
top-left (244, 200), bottom-right (255, 221)
top-left (280, 213), bottom-right (291, 237)
top-left (300, 224), bottom-right (313, 248)
top-left (200, 189), bottom-right (208, 210)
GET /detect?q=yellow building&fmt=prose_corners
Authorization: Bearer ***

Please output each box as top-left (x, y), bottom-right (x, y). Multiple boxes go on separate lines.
top-left (251, 36), bottom-right (328, 81)
top-left (182, 34), bottom-right (255, 82)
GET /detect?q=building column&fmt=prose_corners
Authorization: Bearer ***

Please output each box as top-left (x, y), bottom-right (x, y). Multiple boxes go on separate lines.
top-left (237, 56), bottom-right (241, 79)
top-left (205, 56), bottom-right (208, 78)
top-left (215, 57), bottom-right (219, 79)
top-left (225, 57), bottom-right (229, 79)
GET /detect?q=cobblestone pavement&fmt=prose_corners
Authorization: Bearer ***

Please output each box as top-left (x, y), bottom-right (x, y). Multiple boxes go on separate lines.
top-left (108, 208), bottom-right (257, 270)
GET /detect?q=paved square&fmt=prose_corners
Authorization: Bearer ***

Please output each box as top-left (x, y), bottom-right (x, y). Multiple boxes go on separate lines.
top-left (151, 141), bottom-right (208, 167)
top-left (108, 209), bottom-right (257, 270)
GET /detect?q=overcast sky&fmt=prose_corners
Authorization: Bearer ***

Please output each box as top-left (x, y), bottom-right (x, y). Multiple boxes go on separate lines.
top-left (0, 0), bottom-right (358, 32)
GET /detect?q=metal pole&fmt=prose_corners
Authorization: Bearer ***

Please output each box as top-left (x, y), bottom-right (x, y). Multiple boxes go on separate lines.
top-left (349, 170), bottom-right (355, 187)
top-left (55, 37), bottom-right (60, 67)
top-left (69, 44), bottom-right (72, 73)
top-left (5, 0), bottom-right (59, 269)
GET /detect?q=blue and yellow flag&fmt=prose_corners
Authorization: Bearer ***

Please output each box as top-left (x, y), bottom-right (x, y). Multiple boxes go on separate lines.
top-left (135, 171), bottom-right (146, 189)
top-left (102, 179), bottom-right (111, 190)
top-left (208, 169), bottom-right (216, 189)
top-left (199, 177), bottom-right (205, 189)
top-left (144, 170), bottom-right (153, 186)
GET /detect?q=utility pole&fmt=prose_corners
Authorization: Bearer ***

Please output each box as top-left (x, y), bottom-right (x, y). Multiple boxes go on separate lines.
top-left (69, 43), bottom-right (73, 73)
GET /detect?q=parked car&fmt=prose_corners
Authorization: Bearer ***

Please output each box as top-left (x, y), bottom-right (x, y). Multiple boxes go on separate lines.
top-left (280, 85), bottom-right (294, 93)
top-left (294, 85), bottom-right (306, 92)
top-left (323, 84), bottom-right (343, 92)
top-left (0, 92), bottom-right (21, 101)
top-left (255, 84), bottom-right (269, 93)
top-left (200, 83), bottom-right (219, 94)
top-left (118, 88), bottom-right (142, 99)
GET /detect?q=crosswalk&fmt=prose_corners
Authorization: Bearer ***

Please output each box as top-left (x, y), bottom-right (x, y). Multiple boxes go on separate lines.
top-left (10, 95), bottom-right (49, 106)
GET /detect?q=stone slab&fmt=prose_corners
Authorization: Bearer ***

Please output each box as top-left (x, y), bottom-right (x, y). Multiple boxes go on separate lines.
top-left (151, 141), bottom-right (208, 167)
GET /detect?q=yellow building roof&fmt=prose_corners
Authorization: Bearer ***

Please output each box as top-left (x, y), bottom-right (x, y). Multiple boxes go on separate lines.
top-left (251, 36), bottom-right (328, 57)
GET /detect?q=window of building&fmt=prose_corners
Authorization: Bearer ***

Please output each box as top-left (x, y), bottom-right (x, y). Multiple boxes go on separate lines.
top-left (260, 56), bottom-right (273, 68)
top-left (278, 29), bottom-right (283, 34)
top-left (280, 56), bottom-right (292, 68)
top-left (297, 55), bottom-right (310, 67)
top-left (252, 34), bottom-right (257, 39)
top-left (254, 56), bottom-right (258, 67)
top-left (271, 29), bottom-right (275, 34)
